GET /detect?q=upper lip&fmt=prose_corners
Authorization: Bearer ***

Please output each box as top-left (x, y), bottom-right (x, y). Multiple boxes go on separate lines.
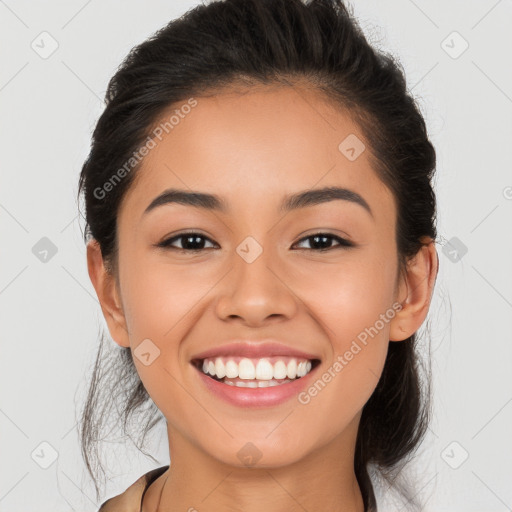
top-left (191, 341), bottom-right (321, 361)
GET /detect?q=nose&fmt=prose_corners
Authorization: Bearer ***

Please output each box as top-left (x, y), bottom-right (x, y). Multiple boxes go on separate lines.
top-left (215, 246), bottom-right (298, 327)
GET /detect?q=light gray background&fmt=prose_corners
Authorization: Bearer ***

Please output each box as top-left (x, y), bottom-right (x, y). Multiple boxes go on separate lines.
top-left (1, 1), bottom-right (511, 510)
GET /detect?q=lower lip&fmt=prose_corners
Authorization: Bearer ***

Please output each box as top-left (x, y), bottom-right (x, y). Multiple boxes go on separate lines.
top-left (194, 364), bottom-right (319, 408)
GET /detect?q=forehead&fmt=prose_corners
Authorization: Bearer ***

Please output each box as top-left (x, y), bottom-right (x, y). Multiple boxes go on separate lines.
top-left (119, 85), bottom-right (394, 221)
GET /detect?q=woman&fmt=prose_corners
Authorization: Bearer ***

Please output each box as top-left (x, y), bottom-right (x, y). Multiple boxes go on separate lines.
top-left (77, 0), bottom-right (439, 510)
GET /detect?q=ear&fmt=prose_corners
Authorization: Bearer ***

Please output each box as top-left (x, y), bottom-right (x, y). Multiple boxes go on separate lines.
top-left (389, 237), bottom-right (439, 342)
top-left (86, 238), bottom-right (130, 348)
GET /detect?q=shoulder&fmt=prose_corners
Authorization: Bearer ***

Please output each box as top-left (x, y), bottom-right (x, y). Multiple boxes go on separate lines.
top-left (98, 465), bottom-right (169, 512)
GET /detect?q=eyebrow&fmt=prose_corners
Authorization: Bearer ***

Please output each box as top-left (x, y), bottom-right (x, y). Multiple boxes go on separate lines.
top-left (143, 186), bottom-right (373, 218)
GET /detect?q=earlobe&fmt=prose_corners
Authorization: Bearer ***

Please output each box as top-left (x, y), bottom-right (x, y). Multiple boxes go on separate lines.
top-left (86, 239), bottom-right (130, 348)
top-left (389, 238), bottom-right (439, 342)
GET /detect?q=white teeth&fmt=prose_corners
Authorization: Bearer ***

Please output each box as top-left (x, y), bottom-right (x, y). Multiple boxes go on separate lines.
top-left (297, 361), bottom-right (307, 377)
top-left (215, 358), bottom-right (226, 379)
top-left (273, 360), bottom-right (288, 380)
top-left (225, 360), bottom-right (238, 379)
top-left (198, 356), bottom-right (315, 381)
top-left (239, 358), bottom-right (256, 379)
top-left (287, 359), bottom-right (297, 379)
top-left (255, 359), bottom-right (274, 380)
top-left (224, 379), bottom-right (293, 387)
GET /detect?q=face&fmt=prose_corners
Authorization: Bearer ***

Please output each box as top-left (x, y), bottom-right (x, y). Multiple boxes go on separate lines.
top-left (91, 84), bottom-right (424, 469)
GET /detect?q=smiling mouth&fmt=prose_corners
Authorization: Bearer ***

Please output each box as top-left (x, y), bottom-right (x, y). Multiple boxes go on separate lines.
top-left (192, 356), bottom-right (321, 387)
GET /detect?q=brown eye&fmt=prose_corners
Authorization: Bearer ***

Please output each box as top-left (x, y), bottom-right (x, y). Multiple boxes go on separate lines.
top-left (157, 232), bottom-right (217, 252)
top-left (155, 231), bottom-right (354, 253)
top-left (293, 233), bottom-right (354, 251)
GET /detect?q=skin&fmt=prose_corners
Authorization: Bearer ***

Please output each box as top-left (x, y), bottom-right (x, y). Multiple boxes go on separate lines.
top-left (87, 83), bottom-right (438, 512)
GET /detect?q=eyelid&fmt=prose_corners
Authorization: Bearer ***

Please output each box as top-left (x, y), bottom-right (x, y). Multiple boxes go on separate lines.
top-left (292, 232), bottom-right (354, 250)
top-left (155, 230), bottom-right (217, 250)
top-left (155, 230), bottom-right (354, 252)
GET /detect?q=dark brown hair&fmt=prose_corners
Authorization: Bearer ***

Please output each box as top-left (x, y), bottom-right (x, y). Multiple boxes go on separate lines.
top-left (77, 1), bottom-right (437, 509)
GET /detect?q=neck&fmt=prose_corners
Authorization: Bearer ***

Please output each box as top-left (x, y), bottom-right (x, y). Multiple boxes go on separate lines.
top-left (144, 418), bottom-right (365, 512)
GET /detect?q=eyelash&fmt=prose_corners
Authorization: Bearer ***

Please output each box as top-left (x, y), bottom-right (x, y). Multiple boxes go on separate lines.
top-left (156, 231), bottom-right (354, 252)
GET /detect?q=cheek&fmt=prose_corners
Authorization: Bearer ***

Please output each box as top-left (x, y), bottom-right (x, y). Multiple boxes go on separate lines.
top-left (118, 257), bottom-right (219, 410)
top-left (120, 254), bottom-right (217, 341)
top-left (294, 252), bottom-right (396, 396)
top-left (293, 251), bottom-right (397, 339)
top-left (294, 265), bottom-right (395, 434)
